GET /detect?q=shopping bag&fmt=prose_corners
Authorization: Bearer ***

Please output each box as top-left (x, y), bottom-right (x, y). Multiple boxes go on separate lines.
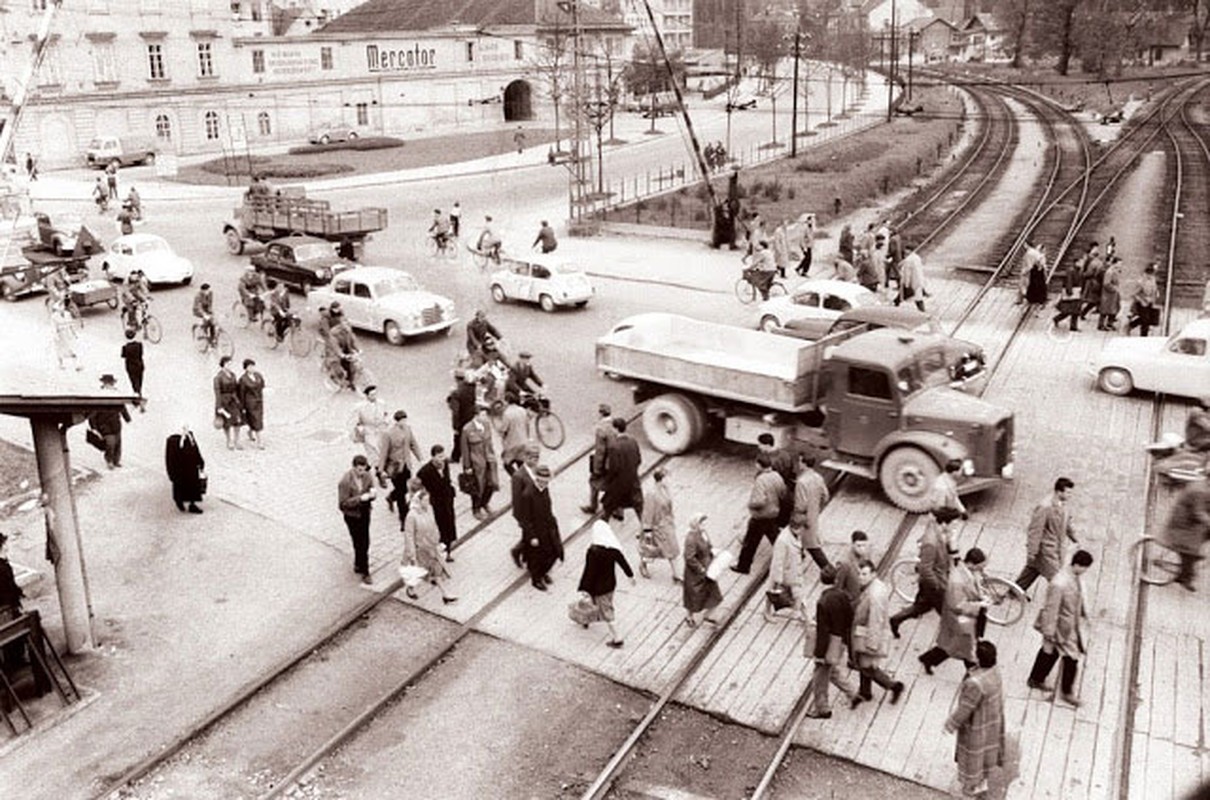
top-left (705, 549), bottom-right (733, 582)
top-left (637, 530), bottom-right (662, 560)
top-left (765, 583), bottom-right (795, 611)
top-left (457, 471), bottom-right (478, 495)
top-left (399, 564), bottom-right (428, 588)
top-left (85, 428), bottom-right (105, 452)
top-left (567, 594), bottom-right (600, 627)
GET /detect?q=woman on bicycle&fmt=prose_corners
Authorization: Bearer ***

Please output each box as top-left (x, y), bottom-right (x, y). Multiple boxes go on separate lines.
top-left (192, 283), bottom-right (215, 344)
top-left (745, 241), bottom-right (778, 301)
top-left (237, 265), bottom-right (267, 321)
top-left (329, 308), bottom-right (362, 389)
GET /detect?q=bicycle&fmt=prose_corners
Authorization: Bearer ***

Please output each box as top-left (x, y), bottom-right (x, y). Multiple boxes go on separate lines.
top-left (231, 296), bottom-right (265, 329)
top-left (520, 391), bottom-right (566, 450)
top-left (468, 241), bottom-right (502, 270)
top-left (124, 301), bottom-right (162, 344)
top-left (321, 350), bottom-right (374, 393)
top-left (260, 313), bottom-right (313, 357)
top-left (425, 232), bottom-right (459, 260)
top-left (1131, 535), bottom-right (1183, 586)
top-left (735, 266), bottom-right (788, 304)
top-left (888, 557), bottom-right (1027, 626)
top-left (192, 317), bottom-right (234, 358)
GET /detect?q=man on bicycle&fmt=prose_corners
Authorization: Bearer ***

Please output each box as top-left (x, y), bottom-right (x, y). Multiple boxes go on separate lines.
top-left (329, 308), bottom-right (361, 388)
top-left (122, 270), bottom-right (150, 331)
top-left (429, 208), bottom-right (452, 252)
top-left (477, 215), bottom-right (502, 263)
top-left (192, 283), bottom-right (216, 344)
top-left (267, 280), bottom-right (291, 342)
top-left (466, 309), bottom-right (502, 365)
top-left (237, 265), bottom-right (267, 321)
top-left (505, 351), bottom-right (544, 401)
top-left (745, 241), bottom-right (778, 301)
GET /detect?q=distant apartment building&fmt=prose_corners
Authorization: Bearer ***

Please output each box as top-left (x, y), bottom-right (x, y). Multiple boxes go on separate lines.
top-left (625, 0), bottom-right (693, 53)
top-left (693, 0), bottom-right (742, 52)
top-left (1, 0), bottom-right (629, 168)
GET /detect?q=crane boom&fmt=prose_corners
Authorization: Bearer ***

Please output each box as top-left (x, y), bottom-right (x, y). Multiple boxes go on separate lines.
top-left (0, 1), bottom-right (59, 165)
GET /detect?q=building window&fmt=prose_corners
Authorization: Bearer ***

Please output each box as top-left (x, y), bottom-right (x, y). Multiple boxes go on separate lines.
top-left (155, 113), bottom-right (172, 140)
top-left (514, 40), bottom-right (523, 60)
top-left (356, 102), bottom-right (369, 126)
top-left (197, 42), bottom-right (214, 77)
top-left (257, 111), bottom-right (271, 136)
top-left (92, 42), bottom-right (117, 84)
top-left (204, 110), bottom-right (220, 140)
top-left (147, 43), bottom-right (165, 80)
top-left (38, 44), bottom-right (63, 85)
top-left (251, 49), bottom-right (265, 74)
top-left (32, 0), bottom-right (49, 10)
top-left (465, 42), bottom-right (474, 62)
top-left (321, 46), bottom-right (333, 70)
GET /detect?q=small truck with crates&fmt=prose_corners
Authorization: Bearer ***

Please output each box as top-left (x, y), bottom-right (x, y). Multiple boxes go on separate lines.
top-left (223, 184), bottom-right (387, 261)
top-left (596, 313), bottom-right (1015, 511)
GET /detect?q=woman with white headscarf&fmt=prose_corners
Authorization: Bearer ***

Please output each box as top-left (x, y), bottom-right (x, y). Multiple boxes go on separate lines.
top-left (576, 520), bottom-right (635, 648)
top-left (682, 512), bottom-right (723, 628)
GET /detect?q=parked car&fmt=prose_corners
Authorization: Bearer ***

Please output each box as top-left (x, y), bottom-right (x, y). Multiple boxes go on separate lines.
top-left (84, 135), bottom-right (157, 168)
top-left (727, 95), bottom-right (757, 111)
top-left (308, 266), bottom-right (456, 345)
top-left (1092, 319), bottom-right (1210, 398)
top-left (489, 255), bottom-right (593, 312)
top-left (307, 124), bottom-right (361, 145)
top-left (100, 233), bottom-right (194, 285)
top-left (773, 304), bottom-right (944, 342)
top-left (35, 211), bottom-right (94, 257)
top-left (250, 235), bottom-right (353, 292)
top-left (755, 278), bottom-right (878, 332)
top-left (0, 251), bottom-right (65, 301)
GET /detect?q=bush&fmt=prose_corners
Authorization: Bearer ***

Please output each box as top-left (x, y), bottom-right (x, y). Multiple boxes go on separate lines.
top-left (762, 180), bottom-right (782, 201)
top-left (198, 156), bottom-right (353, 178)
top-left (286, 136), bottom-right (405, 155)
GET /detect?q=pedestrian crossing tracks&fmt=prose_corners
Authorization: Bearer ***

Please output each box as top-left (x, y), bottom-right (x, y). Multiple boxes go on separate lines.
top-left (393, 307), bottom-right (1210, 800)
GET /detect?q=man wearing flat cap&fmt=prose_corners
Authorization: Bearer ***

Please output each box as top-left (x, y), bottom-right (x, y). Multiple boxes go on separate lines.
top-left (379, 409), bottom-right (423, 529)
top-left (509, 442), bottom-right (543, 567)
top-left (505, 351), bottom-right (544, 399)
top-left (581, 403), bottom-right (615, 515)
top-left (89, 374), bottom-right (131, 469)
top-left (519, 464), bottom-right (563, 590)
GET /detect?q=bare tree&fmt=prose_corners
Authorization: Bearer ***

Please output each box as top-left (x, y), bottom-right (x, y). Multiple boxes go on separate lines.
top-left (528, 28), bottom-right (573, 154)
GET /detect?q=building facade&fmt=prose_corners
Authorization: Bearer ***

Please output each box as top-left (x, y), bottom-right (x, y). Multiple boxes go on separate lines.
top-left (624, 0), bottom-right (693, 53)
top-left (2, 0), bottom-right (629, 168)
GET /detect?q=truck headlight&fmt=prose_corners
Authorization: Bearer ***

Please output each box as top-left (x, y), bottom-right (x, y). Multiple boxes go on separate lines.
top-left (962, 458), bottom-right (975, 476)
top-left (1001, 462), bottom-right (1014, 479)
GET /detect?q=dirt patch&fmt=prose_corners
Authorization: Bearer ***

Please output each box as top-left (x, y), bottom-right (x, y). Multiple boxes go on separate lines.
top-left (601, 86), bottom-right (963, 231)
top-left (172, 127), bottom-right (560, 186)
top-left (0, 438), bottom-right (39, 509)
top-left (606, 703), bottom-right (946, 799)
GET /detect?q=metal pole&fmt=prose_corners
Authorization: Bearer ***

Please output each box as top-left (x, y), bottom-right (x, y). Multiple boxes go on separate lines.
top-left (908, 32), bottom-right (915, 102)
top-left (572, 0), bottom-right (584, 222)
top-left (886, 0), bottom-right (896, 123)
top-left (790, 33), bottom-right (800, 156)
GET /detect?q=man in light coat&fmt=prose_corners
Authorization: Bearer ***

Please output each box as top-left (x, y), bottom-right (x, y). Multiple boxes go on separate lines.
top-left (733, 452), bottom-right (786, 575)
top-left (852, 560), bottom-right (905, 703)
top-left (891, 507), bottom-right (960, 638)
top-left (790, 453), bottom-right (832, 574)
top-left (378, 409), bottom-right (423, 529)
top-left (581, 403), bottom-right (615, 514)
top-left (920, 548), bottom-right (989, 674)
top-left (494, 393), bottom-right (533, 476)
top-left (1027, 549), bottom-right (1093, 706)
top-left (1163, 477), bottom-right (1210, 590)
top-left (1016, 477), bottom-right (1078, 593)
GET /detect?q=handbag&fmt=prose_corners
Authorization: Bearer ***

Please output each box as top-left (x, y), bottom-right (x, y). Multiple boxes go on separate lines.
top-left (197, 473), bottom-right (208, 495)
top-left (637, 529), bottom-right (662, 560)
top-left (567, 594), bottom-right (600, 627)
top-left (212, 413), bottom-right (225, 430)
top-left (85, 428), bottom-right (105, 451)
top-left (457, 470), bottom-right (478, 495)
top-left (399, 564), bottom-right (428, 588)
top-left (765, 583), bottom-right (795, 611)
top-left (705, 549), bottom-right (733, 582)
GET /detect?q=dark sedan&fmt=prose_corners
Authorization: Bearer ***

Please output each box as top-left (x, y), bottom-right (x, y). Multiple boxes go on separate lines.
top-left (249, 235), bottom-right (353, 293)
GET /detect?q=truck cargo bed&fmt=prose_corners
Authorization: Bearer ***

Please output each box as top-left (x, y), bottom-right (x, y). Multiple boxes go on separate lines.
top-left (596, 313), bottom-right (825, 411)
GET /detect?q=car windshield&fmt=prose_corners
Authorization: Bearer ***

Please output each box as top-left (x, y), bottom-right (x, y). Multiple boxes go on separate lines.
top-left (292, 242), bottom-right (337, 262)
top-left (851, 292), bottom-right (879, 308)
top-left (553, 263), bottom-right (582, 275)
top-left (134, 239), bottom-right (169, 254)
top-left (87, 138), bottom-right (108, 149)
top-left (374, 275), bottom-right (420, 295)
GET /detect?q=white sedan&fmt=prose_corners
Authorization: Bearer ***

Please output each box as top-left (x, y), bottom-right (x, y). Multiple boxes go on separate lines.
top-left (489, 255), bottom-right (593, 312)
top-left (100, 233), bottom-right (194, 285)
top-left (308, 266), bottom-right (456, 345)
top-left (1092, 318), bottom-right (1210, 398)
top-left (755, 278), bottom-right (878, 333)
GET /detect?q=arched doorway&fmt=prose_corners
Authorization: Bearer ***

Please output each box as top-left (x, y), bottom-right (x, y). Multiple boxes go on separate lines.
top-left (503, 80), bottom-right (532, 121)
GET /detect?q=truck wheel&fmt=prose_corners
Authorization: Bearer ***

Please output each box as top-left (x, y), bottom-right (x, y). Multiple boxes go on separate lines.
top-left (1098, 367), bottom-right (1134, 396)
top-left (759, 314), bottom-right (780, 332)
top-left (878, 446), bottom-right (940, 513)
top-left (384, 320), bottom-right (405, 346)
top-left (642, 394), bottom-right (706, 455)
top-left (225, 230), bottom-right (245, 255)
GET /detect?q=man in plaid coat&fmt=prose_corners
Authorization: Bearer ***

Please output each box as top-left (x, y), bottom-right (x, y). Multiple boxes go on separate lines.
top-left (944, 640), bottom-right (1006, 797)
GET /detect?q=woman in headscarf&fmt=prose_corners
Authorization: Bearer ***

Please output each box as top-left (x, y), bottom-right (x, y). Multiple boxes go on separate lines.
top-left (682, 512), bottom-right (723, 628)
top-left (165, 424), bottom-right (206, 514)
top-left (350, 384), bottom-right (391, 490)
top-left (639, 468), bottom-right (681, 582)
top-left (402, 477), bottom-right (457, 604)
top-left (576, 520), bottom-right (635, 648)
top-left (213, 355), bottom-right (243, 450)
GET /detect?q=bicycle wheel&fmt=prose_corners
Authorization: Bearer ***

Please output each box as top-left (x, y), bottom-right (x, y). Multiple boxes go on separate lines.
top-left (231, 300), bottom-right (250, 329)
top-left (443, 239), bottom-right (459, 260)
top-left (983, 575), bottom-right (1026, 626)
top-left (288, 326), bottom-right (313, 358)
top-left (143, 314), bottom-right (163, 344)
top-left (472, 249), bottom-right (488, 270)
top-left (536, 410), bottom-right (566, 450)
top-left (735, 277), bottom-right (756, 304)
top-left (215, 329), bottom-right (234, 359)
top-left (768, 280), bottom-right (788, 297)
top-left (320, 358), bottom-right (344, 392)
top-left (889, 558), bottom-right (919, 603)
top-left (261, 318), bottom-right (281, 350)
top-left (192, 325), bottom-right (209, 353)
top-left (424, 237), bottom-right (438, 257)
top-left (1136, 536), bottom-right (1181, 585)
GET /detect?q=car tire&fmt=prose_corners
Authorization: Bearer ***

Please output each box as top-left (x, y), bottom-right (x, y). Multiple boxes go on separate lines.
top-left (490, 284), bottom-right (507, 303)
top-left (319, 134), bottom-right (331, 145)
top-left (759, 315), bottom-right (780, 332)
top-left (384, 320), bottom-right (405, 346)
top-left (878, 446), bottom-right (940, 513)
top-left (181, 276), bottom-right (192, 286)
top-left (348, 131), bottom-right (358, 140)
top-left (539, 294), bottom-right (556, 313)
top-left (52, 239), bottom-right (65, 257)
top-left (144, 153), bottom-right (156, 166)
top-left (1098, 367), bottom-right (1134, 396)
top-left (225, 229), bottom-right (245, 255)
top-left (0, 283), bottom-right (13, 302)
top-left (642, 393), bottom-right (707, 455)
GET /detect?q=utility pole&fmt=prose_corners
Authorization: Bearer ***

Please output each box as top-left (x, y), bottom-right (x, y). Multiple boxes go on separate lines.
top-left (790, 30), bottom-right (801, 157)
top-left (886, 0), bottom-right (897, 122)
top-left (908, 31), bottom-right (917, 102)
top-left (571, 0), bottom-right (585, 223)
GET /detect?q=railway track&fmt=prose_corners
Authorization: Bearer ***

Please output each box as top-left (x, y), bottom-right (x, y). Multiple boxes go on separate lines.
top-left (1115, 78), bottom-right (1210, 800)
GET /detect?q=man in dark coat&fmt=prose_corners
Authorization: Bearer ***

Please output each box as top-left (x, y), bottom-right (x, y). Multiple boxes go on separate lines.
top-left (509, 443), bottom-right (542, 568)
top-left (601, 417), bottom-right (642, 522)
top-left (120, 329), bottom-right (145, 411)
top-left (90, 374), bottom-right (131, 469)
top-left (338, 455), bottom-right (376, 584)
top-left (581, 403), bottom-right (615, 514)
top-left (806, 571), bottom-right (861, 718)
top-left (447, 370), bottom-right (477, 462)
top-left (417, 444), bottom-right (458, 561)
top-left (520, 465), bottom-right (563, 590)
top-left (165, 425), bottom-right (206, 514)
